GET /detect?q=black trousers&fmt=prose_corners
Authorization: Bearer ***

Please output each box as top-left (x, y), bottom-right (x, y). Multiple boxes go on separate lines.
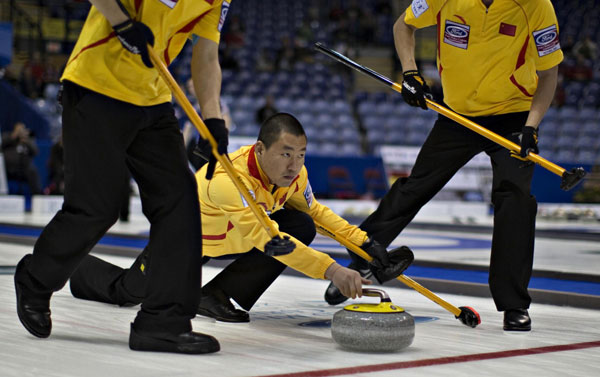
top-left (70, 208), bottom-right (316, 311)
top-left (17, 82), bottom-right (203, 333)
top-left (353, 111), bottom-right (536, 311)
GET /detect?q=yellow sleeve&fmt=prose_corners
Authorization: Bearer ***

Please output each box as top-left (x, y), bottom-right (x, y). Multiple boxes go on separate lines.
top-left (528, 0), bottom-right (563, 71)
top-left (404, 0), bottom-right (445, 29)
top-left (207, 172), bottom-right (335, 279)
top-left (191, 0), bottom-right (230, 44)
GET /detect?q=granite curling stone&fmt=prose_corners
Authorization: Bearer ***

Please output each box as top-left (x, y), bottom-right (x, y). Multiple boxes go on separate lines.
top-left (331, 288), bottom-right (414, 352)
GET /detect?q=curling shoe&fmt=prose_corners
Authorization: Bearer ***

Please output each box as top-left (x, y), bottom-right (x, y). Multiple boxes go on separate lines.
top-left (324, 263), bottom-right (374, 306)
top-left (503, 309), bottom-right (531, 331)
top-left (129, 324), bottom-right (220, 354)
top-left (14, 255), bottom-right (52, 338)
top-left (197, 289), bottom-right (249, 323)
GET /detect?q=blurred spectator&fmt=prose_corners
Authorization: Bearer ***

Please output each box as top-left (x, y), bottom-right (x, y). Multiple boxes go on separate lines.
top-left (223, 15), bottom-right (245, 49)
top-left (573, 35), bottom-right (598, 61)
top-left (275, 36), bottom-right (297, 71)
top-left (255, 48), bottom-right (275, 72)
top-left (256, 95), bottom-right (278, 125)
top-left (19, 62), bottom-right (43, 99)
top-left (561, 35), bottom-right (576, 59)
top-left (1, 122), bottom-right (41, 194)
top-left (565, 56), bottom-right (594, 81)
top-left (44, 136), bottom-right (64, 195)
top-left (220, 47), bottom-right (240, 71)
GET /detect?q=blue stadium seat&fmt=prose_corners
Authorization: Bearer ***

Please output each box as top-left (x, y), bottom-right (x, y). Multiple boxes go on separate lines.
top-left (354, 91), bottom-right (369, 105)
top-left (366, 129), bottom-right (385, 145)
top-left (336, 113), bottom-right (355, 128)
top-left (292, 98), bottom-right (311, 114)
top-left (372, 92), bottom-right (388, 103)
top-left (338, 143), bottom-right (362, 157)
top-left (339, 128), bottom-right (360, 143)
top-left (576, 150), bottom-right (597, 164)
top-left (580, 120), bottom-right (598, 137)
top-left (357, 100), bottom-right (376, 116)
top-left (558, 106), bottom-right (578, 122)
top-left (315, 113), bottom-right (335, 128)
top-left (318, 142), bottom-right (338, 156)
top-left (555, 135), bottom-right (578, 149)
top-left (375, 102), bottom-right (395, 117)
top-left (297, 113), bottom-right (313, 128)
top-left (362, 115), bottom-right (383, 130)
top-left (559, 121), bottom-right (579, 137)
top-left (577, 107), bottom-right (598, 122)
top-left (275, 97), bottom-right (293, 112)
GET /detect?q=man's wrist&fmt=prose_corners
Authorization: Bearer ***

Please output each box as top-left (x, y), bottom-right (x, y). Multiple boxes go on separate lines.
top-left (325, 263), bottom-right (341, 280)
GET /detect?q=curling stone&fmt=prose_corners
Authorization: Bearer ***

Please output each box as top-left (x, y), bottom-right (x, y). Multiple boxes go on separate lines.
top-left (331, 288), bottom-right (414, 352)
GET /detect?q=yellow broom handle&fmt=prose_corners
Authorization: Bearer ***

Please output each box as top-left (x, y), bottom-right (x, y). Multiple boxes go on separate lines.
top-left (314, 219), bottom-right (461, 317)
top-left (148, 47), bottom-right (280, 238)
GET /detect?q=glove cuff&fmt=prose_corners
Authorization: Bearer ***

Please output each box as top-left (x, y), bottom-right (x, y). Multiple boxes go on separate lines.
top-left (403, 70), bottom-right (424, 83)
top-left (204, 118), bottom-right (226, 128)
top-left (113, 19), bottom-right (133, 34)
top-left (522, 126), bottom-right (537, 135)
top-left (403, 70), bottom-right (420, 77)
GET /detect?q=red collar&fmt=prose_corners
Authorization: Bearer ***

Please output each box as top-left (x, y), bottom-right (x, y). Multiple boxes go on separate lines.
top-left (247, 145), bottom-right (269, 190)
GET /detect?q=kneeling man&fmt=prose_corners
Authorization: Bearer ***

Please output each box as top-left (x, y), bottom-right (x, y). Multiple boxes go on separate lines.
top-left (70, 113), bottom-right (413, 322)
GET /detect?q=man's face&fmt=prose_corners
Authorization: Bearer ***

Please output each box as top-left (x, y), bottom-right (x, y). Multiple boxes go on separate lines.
top-left (256, 132), bottom-right (307, 187)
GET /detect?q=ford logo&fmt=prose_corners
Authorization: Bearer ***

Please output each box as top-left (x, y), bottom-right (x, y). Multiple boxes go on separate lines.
top-left (536, 31), bottom-right (556, 45)
top-left (447, 26), bottom-right (468, 37)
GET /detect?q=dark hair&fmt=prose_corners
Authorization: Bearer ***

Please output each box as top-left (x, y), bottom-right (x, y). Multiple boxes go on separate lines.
top-left (258, 113), bottom-right (306, 149)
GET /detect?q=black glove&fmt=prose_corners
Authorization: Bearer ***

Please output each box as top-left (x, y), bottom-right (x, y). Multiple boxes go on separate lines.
top-left (193, 118), bottom-right (228, 180)
top-left (362, 238), bottom-right (414, 284)
top-left (113, 19), bottom-right (155, 68)
top-left (401, 70), bottom-right (432, 110)
top-left (510, 126), bottom-right (539, 165)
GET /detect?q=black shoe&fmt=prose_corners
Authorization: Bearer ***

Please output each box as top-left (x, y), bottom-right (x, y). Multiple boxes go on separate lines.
top-left (503, 309), bottom-right (531, 331)
top-left (197, 289), bottom-right (249, 323)
top-left (129, 324), bottom-right (220, 354)
top-left (324, 263), bottom-right (373, 306)
top-left (14, 255), bottom-right (52, 338)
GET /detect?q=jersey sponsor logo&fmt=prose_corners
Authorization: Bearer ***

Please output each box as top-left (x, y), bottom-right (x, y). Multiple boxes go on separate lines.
top-left (443, 20), bottom-right (470, 49)
top-left (411, 0), bottom-right (429, 18)
top-left (304, 181), bottom-right (314, 208)
top-left (532, 25), bottom-right (560, 57)
top-left (158, 0), bottom-right (178, 9)
top-left (218, 1), bottom-right (231, 32)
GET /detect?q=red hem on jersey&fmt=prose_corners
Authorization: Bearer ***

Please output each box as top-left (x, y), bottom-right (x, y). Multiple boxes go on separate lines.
top-left (509, 75), bottom-right (533, 97)
top-left (203, 221), bottom-right (234, 240)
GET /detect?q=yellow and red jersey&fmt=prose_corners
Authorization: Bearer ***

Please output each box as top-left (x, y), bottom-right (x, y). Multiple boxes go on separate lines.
top-left (62, 0), bottom-right (230, 106)
top-left (405, 0), bottom-right (563, 116)
top-left (196, 145), bottom-right (369, 279)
